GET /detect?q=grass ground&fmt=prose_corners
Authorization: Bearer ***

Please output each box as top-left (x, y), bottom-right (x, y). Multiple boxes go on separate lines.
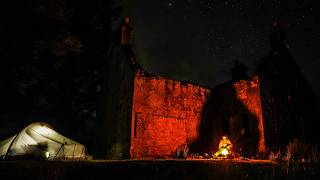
top-left (0, 159), bottom-right (319, 180)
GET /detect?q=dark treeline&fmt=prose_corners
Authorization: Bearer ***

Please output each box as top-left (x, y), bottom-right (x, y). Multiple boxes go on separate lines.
top-left (0, 0), bottom-right (121, 152)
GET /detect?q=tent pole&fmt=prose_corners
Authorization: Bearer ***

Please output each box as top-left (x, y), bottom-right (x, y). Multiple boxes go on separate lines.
top-left (79, 147), bottom-right (84, 161)
top-left (55, 144), bottom-right (64, 160)
top-left (5, 134), bottom-right (18, 159)
top-left (72, 144), bottom-right (76, 160)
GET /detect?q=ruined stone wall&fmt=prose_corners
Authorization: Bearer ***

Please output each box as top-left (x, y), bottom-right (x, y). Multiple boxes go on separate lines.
top-left (233, 76), bottom-right (265, 153)
top-left (130, 72), bottom-right (210, 159)
top-left (197, 76), bottom-right (265, 156)
top-left (255, 51), bottom-right (318, 149)
top-left (129, 72), bottom-right (265, 159)
top-left (95, 46), bottom-right (135, 159)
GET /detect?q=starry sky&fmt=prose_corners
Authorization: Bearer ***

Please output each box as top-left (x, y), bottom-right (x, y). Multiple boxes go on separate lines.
top-left (120, 0), bottom-right (320, 97)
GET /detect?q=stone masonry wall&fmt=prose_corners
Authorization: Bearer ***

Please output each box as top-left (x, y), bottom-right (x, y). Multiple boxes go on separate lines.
top-left (130, 72), bottom-right (265, 159)
top-left (233, 76), bottom-right (265, 153)
top-left (130, 72), bottom-right (210, 159)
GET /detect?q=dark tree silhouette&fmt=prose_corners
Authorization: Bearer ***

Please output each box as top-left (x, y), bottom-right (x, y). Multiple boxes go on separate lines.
top-left (0, 0), bottom-right (122, 153)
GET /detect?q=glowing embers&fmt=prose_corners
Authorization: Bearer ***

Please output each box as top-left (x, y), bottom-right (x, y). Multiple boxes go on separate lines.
top-left (221, 148), bottom-right (229, 156)
top-left (213, 135), bottom-right (233, 159)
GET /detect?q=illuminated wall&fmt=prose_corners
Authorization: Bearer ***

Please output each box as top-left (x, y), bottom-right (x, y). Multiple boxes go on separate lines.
top-left (130, 71), bottom-right (210, 159)
top-left (99, 47), bottom-right (266, 159)
top-left (130, 70), bottom-right (265, 159)
top-left (233, 76), bottom-right (265, 153)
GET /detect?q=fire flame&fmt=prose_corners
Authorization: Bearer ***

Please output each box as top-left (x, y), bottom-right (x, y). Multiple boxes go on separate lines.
top-left (221, 148), bottom-right (229, 156)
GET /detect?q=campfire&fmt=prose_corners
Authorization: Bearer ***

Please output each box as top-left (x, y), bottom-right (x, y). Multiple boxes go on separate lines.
top-left (185, 135), bottom-right (236, 159)
top-left (221, 148), bottom-right (229, 156)
top-left (213, 135), bottom-right (233, 158)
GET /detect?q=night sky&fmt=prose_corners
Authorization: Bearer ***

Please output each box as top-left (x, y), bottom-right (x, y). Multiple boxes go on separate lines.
top-left (121, 0), bottom-right (320, 97)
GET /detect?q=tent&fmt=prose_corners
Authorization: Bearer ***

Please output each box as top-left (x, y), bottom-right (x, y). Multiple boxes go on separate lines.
top-left (0, 122), bottom-right (87, 160)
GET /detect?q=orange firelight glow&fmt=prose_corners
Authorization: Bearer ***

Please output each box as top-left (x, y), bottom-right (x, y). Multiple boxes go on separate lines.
top-left (130, 71), bottom-right (209, 159)
top-left (130, 70), bottom-right (266, 159)
top-left (233, 76), bottom-right (266, 153)
top-left (221, 148), bottom-right (229, 156)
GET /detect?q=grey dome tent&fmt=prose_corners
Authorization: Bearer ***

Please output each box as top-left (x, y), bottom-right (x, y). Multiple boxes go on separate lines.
top-left (0, 122), bottom-right (87, 160)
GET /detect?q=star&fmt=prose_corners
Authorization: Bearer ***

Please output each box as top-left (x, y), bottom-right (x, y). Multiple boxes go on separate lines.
top-left (122, 0), bottom-right (320, 99)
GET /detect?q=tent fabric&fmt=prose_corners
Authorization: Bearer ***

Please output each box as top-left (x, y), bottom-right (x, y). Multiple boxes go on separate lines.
top-left (0, 135), bottom-right (16, 157)
top-left (0, 122), bottom-right (86, 160)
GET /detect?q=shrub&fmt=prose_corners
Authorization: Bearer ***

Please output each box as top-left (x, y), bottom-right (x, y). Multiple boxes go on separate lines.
top-left (285, 138), bottom-right (319, 163)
